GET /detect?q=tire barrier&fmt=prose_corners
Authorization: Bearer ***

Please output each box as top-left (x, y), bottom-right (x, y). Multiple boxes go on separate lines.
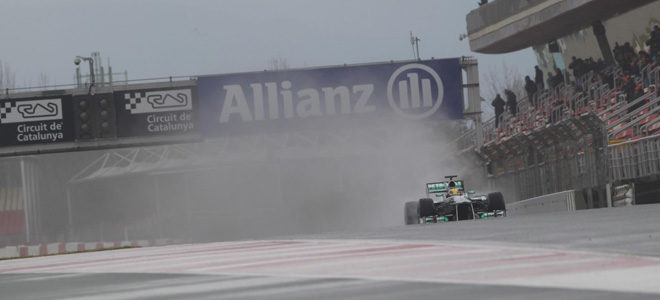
top-left (612, 184), bottom-right (635, 207)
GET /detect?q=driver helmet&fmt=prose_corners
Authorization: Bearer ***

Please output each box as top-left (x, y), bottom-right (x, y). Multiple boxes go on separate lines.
top-left (448, 181), bottom-right (458, 195)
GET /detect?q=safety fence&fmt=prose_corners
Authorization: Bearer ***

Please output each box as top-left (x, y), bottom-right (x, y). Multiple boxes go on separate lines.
top-left (507, 190), bottom-right (586, 216)
top-left (489, 129), bottom-right (659, 205)
top-left (487, 136), bottom-right (606, 202)
top-left (610, 134), bottom-right (660, 182)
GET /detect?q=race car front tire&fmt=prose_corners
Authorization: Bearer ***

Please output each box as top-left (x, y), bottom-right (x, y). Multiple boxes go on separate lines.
top-left (404, 201), bottom-right (419, 225)
top-left (487, 192), bottom-right (506, 213)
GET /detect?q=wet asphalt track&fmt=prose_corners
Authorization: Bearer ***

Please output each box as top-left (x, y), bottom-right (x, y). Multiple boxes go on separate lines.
top-left (2, 273), bottom-right (656, 300)
top-left (2, 204), bottom-right (660, 300)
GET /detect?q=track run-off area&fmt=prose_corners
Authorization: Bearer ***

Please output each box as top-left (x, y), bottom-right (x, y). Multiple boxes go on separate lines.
top-left (2, 204), bottom-right (660, 299)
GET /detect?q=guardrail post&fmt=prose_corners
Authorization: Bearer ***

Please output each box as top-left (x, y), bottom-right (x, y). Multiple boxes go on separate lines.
top-left (586, 187), bottom-right (593, 209)
top-left (606, 183), bottom-right (612, 208)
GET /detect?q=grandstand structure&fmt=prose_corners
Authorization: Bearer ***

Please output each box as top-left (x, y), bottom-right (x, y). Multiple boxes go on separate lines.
top-left (464, 0), bottom-right (660, 205)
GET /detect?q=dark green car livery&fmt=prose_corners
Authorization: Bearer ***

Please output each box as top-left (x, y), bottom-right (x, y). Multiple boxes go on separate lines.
top-left (404, 175), bottom-right (506, 224)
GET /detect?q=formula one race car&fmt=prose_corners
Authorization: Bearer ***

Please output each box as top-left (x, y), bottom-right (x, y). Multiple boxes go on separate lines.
top-left (404, 176), bottom-right (506, 224)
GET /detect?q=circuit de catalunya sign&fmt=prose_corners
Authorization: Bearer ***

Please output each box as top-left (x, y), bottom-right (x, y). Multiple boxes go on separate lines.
top-left (198, 59), bottom-right (463, 137)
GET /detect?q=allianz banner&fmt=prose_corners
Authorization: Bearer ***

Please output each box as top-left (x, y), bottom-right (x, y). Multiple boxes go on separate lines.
top-left (0, 95), bottom-right (74, 146)
top-left (198, 59), bottom-right (463, 137)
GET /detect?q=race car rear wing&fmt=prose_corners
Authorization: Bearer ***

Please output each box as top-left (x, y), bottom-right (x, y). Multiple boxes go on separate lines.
top-left (426, 180), bottom-right (465, 197)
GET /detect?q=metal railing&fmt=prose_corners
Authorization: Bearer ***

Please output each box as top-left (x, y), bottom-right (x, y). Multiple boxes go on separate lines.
top-left (608, 94), bottom-right (660, 139)
top-left (1, 75), bottom-right (198, 96)
top-left (484, 64), bottom-right (659, 145)
top-left (471, 60), bottom-right (660, 205)
top-left (609, 134), bottom-right (660, 181)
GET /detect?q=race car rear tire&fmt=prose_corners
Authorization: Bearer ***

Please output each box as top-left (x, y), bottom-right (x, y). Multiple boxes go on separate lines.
top-left (418, 198), bottom-right (435, 219)
top-left (404, 201), bottom-right (419, 225)
top-left (487, 192), bottom-right (506, 212)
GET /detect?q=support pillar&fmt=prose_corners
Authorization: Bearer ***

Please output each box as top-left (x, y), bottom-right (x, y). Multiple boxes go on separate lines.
top-left (593, 21), bottom-right (615, 65)
top-left (461, 57), bottom-right (483, 148)
top-left (19, 159), bottom-right (31, 244)
top-left (66, 185), bottom-right (74, 240)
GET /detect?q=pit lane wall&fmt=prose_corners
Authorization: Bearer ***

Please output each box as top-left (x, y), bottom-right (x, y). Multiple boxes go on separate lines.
top-left (507, 190), bottom-right (587, 216)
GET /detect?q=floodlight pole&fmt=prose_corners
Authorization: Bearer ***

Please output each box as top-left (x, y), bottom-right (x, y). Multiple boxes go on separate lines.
top-left (410, 32), bottom-right (421, 60)
top-left (75, 56), bottom-right (95, 94)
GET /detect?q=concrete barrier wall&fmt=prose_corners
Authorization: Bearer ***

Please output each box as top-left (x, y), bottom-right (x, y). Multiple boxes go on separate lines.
top-left (508, 190), bottom-right (586, 216)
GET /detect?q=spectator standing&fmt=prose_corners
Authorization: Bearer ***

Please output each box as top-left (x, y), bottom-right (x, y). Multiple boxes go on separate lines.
top-left (553, 67), bottom-right (565, 88)
top-left (620, 42), bottom-right (638, 73)
top-left (505, 89), bottom-right (518, 117)
top-left (647, 25), bottom-right (660, 59)
top-left (639, 51), bottom-right (650, 67)
top-left (568, 56), bottom-right (582, 79)
top-left (629, 58), bottom-right (641, 77)
top-left (623, 75), bottom-right (637, 113)
top-left (629, 83), bottom-right (645, 113)
top-left (491, 94), bottom-right (505, 128)
top-left (547, 72), bottom-right (554, 90)
top-left (524, 76), bottom-right (538, 105)
top-left (535, 65), bottom-right (544, 90)
top-left (623, 42), bottom-right (636, 59)
top-left (639, 51), bottom-right (651, 87)
top-left (614, 42), bottom-right (625, 66)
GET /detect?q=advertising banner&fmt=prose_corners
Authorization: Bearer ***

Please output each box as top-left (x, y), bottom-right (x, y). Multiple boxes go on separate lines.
top-left (198, 59), bottom-right (463, 137)
top-left (114, 86), bottom-right (198, 138)
top-left (0, 95), bottom-right (74, 146)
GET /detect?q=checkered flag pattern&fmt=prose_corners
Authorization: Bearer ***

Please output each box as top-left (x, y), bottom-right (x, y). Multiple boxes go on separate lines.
top-left (0, 102), bottom-right (16, 121)
top-left (124, 92), bottom-right (146, 111)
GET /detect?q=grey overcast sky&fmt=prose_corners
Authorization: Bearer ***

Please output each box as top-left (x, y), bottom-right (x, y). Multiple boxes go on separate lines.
top-left (0, 0), bottom-right (536, 88)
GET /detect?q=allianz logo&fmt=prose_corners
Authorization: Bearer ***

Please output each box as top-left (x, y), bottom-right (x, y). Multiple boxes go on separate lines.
top-left (387, 64), bottom-right (444, 120)
top-left (219, 63), bottom-right (444, 123)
